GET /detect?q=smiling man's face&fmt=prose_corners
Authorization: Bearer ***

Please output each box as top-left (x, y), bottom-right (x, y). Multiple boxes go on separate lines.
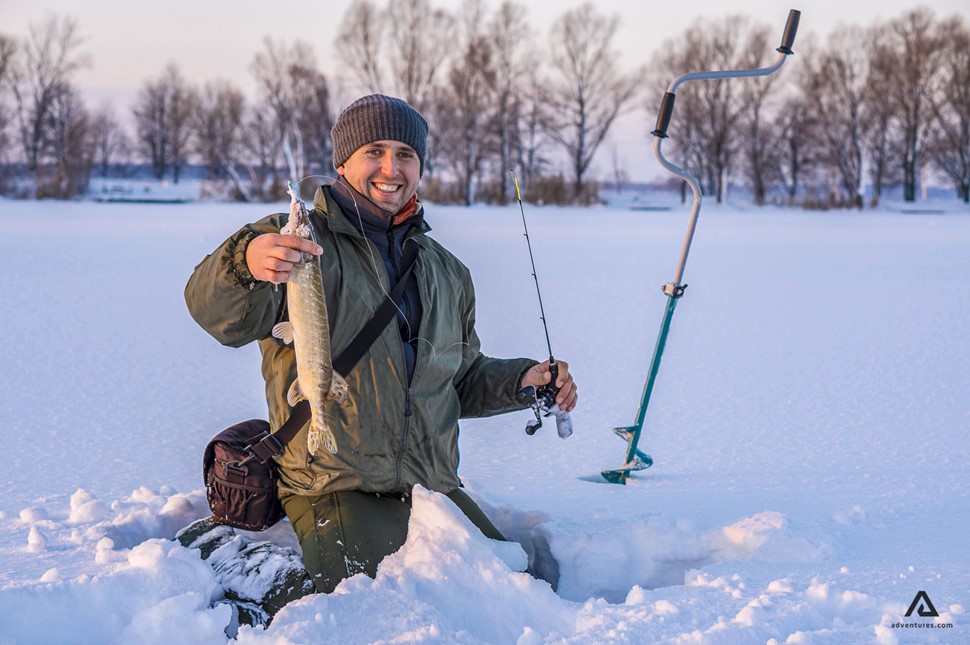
top-left (336, 140), bottom-right (421, 215)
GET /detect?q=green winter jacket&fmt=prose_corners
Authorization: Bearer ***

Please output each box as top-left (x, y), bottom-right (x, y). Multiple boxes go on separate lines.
top-left (185, 185), bottom-right (536, 497)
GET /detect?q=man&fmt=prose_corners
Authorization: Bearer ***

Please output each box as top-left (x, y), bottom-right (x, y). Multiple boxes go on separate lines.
top-left (185, 94), bottom-right (577, 595)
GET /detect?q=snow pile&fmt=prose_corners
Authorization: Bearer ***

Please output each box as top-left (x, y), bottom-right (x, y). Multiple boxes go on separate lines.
top-left (0, 536), bottom-right (227, 644)
top-left (543, 511), bottom-right (828, 603)
top-left (2, 483), bottom-right (950, 644)
top-left (5, 486), bottom-right (209, 580)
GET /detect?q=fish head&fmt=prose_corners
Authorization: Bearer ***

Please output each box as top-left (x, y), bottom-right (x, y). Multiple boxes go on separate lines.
top-left (282, 183), bottom-right (315, 259)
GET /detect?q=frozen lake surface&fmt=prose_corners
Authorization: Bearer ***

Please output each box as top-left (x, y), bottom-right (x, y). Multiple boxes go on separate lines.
top-left (0, 197), bottom-right (967, 643)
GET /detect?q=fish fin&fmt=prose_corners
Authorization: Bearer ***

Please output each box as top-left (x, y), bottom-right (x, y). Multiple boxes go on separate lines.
top-left (272, 322), bottom-right (294, 345)
top-left (329, 373), bottom-right (349, 405)
top-left (286, 378), bottom-right (304, 406)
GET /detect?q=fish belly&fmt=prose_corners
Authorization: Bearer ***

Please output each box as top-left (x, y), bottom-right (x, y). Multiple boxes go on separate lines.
top-left (288, 258), bottom-right (339, 454)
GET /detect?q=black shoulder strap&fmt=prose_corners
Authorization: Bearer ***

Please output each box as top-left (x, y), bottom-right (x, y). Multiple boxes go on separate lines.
top-left (248, 241), bottom-right (420, 461)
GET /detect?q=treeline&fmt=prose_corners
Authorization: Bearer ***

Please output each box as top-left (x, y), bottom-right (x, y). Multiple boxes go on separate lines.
top-left (0, 2), bottom-right (967, 206)
top-left (652, 8), bottom-right (970, 206)
top-left (0, 1), bottom-right (635, 204)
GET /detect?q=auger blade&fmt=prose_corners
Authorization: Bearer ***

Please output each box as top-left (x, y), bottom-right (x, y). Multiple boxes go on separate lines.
top-left (601, 426), bottom-right (653, 484)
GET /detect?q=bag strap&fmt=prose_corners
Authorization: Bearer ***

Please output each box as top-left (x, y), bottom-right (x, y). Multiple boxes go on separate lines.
top-left (247, 240), bottom-right (419, 462)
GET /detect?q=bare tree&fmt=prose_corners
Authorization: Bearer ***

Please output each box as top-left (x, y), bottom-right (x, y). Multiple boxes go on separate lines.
top-left (385, 0), bottom-right (455, 113)
top-left (872, 9), bottom-right (946, 202)
top-left (774, 95), bottom-right (822, 204)
top-left (0, 35), bottom-right (18, 189)
top-left (487, 1), bottom-right (529, 203)
top-left (435, 41), bottom-right (495, 204)
top-left (132, 63), bottom-right (195, 183)
top-left (166, 66), bottom-right (195, 184)
top-left (0, 34), bottom-right (14, 82)
top-left (703, 18), bottom-right (775, 203)
top-left (240, 108), bottom-right (283, 201)
top-left (133, 78), bottom-right (169, 180)
top-left (517, 64), bottom-right (550, 190)
top-left (89, 105), bottom-right (131, 179)
top-left (192, 80), bottom-right (249, 198)
top-left (251, 37), bottom-right (306, 181)
top-left (336, 0), bottom-right (384, 94)
top-left (545, 2), bottom-right (639, 203)
top-left (928, 16), bottom-right (970, 202)
top-left (44, 81), bottom-right (93, 197)
top-left (802, 26), bottom-right (873, 207)
top-left (859, 28), bottom-right (901, 208)
top-left (291, 66), bottom-right (334, 179)
top-left (8, 15), bottom-right (89, 196)
top-left (251, 38), bottom-right (334, 183)
top-left (434, 0), bottom-right (497, 205)
top-left (0, 34), bottom-right (14, 102)
top-left (739, 74), bottom-right (783, 205)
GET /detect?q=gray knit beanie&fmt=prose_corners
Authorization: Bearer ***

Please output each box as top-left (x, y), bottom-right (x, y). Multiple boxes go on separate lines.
top-left (331, 94), bottom-right (429, 176)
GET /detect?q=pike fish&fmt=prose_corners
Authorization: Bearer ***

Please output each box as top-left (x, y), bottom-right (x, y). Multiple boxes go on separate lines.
top-left (272, 182), bottom-right (348, 454)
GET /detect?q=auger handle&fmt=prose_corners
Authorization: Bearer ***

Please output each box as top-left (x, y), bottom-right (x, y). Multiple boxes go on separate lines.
top-left (651, 92), bottom-right (676, 139)
top-left (777, 9), bottom-right (800, 55)
top-left (652, 9), bottom-right (799, 139)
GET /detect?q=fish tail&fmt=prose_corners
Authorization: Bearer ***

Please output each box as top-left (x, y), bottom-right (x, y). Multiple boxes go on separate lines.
top-left (306, 425), bottom-right (322, 455)
top-left (307, 417), bottom-right (339, 455)
top-left (321, 427), bottom-right (338, 454)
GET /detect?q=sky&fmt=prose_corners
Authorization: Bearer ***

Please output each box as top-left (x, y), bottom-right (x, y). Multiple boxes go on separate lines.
top-left (2, 0), bottom-right (968, 182)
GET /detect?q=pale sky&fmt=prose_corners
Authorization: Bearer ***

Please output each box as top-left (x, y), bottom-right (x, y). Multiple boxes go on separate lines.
top-left (2, 0), bottom-right (967, 182)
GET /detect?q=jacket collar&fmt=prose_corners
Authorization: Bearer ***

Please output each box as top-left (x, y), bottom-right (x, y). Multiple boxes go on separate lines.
top-left (313, 180), bottom-right (429, 238)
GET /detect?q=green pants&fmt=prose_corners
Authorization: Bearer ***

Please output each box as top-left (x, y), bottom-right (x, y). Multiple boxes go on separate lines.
top-left (281, 488), bottom-right (505, 594)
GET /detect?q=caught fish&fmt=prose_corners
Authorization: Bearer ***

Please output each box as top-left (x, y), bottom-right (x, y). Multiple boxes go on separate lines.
top-left (272, 182), bottom-right (348, 454)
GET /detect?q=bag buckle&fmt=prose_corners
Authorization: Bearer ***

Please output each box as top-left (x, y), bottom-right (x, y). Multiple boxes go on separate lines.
top-left (245, 431), bottom-right (285, 462)
top-left (220, 460), bottom-right (250, 484)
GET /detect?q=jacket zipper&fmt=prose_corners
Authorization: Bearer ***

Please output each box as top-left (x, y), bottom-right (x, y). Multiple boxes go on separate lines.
top-left (378, 225), bottom-right (417, 492)
top-left (393, 387), bottom-right (413, 491)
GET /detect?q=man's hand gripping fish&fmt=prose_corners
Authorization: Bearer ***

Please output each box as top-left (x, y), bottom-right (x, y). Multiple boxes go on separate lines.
top-left (272, 182), bottom-right (349, 454)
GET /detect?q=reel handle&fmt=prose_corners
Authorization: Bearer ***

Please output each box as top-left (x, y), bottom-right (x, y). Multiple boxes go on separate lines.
top-left (553, 405), bottom-right (573, 439)
top-left (515, 385), bottom-right (543, 435)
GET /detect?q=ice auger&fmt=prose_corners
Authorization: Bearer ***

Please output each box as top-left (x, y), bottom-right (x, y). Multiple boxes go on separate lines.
top-left (602, 9), bottom-right (801, 484)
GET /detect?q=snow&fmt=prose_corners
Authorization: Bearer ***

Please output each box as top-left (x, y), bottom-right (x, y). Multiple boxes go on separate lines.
top-left (1, 197), bottom-right (968, 644)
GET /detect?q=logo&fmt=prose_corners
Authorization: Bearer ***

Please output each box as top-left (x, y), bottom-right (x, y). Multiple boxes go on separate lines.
top-left (905, 591), bottom-right (939, 618)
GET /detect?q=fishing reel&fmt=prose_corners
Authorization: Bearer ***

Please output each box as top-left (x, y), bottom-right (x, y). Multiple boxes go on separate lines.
top-left (515, 362), bottom-right (573, 439)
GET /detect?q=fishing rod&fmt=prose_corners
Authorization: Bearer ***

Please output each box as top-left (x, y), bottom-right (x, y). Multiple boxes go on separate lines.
top-left (511, 169), bottom-right (573, 439)
top-left (601, 9), bottom-right (801, 484)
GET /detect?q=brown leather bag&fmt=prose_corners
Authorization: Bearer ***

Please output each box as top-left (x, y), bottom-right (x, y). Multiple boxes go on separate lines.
top-left (203, 419), bottom-right (287, 531)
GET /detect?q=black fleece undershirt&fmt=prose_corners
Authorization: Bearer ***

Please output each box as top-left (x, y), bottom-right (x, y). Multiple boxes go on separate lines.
top-left (329, 179), bottom-right (423, 384)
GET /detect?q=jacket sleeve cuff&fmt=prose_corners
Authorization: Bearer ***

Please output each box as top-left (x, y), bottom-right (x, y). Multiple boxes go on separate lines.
top-left (513, 360), bottom-right (540, 406)
top-left (228, 227), bottom-right (261, 290)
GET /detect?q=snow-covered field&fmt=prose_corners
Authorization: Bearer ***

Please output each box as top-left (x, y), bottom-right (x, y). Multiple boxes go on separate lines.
top-left (1, 197), bottom-right (967, 644)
